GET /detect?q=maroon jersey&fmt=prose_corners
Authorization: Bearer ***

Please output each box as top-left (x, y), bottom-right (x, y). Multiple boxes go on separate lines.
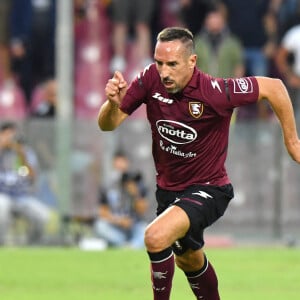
top-left (120, 64), bottom-right (259, 191)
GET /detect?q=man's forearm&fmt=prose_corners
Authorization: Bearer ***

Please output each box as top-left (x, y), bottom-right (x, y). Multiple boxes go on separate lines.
top-left (98, 100), bottom-right (122, 131)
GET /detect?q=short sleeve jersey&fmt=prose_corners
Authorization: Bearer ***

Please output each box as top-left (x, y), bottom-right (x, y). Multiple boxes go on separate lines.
top-left (120, 64), bottom-right (259, 191)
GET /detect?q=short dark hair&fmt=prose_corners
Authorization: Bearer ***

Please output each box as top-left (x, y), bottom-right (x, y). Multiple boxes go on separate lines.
top-left (157, 27), bottom-right (195, 54)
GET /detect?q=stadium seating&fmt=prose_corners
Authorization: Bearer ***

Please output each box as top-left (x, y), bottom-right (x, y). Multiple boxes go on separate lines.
top-left (74, 0), bottom-right (112, 119)
top-left (0, 81), bottom-right (27, 120)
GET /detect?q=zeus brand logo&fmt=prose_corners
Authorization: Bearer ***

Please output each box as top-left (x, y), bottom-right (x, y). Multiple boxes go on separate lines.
top-left (156, 120), bottom-right (197, 144)
top-left (152, 92), bottom-right (174, 104)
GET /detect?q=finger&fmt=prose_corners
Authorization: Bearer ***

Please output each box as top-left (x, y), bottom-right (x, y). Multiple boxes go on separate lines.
top-left (114, 70), bottom-right (125, 82)
top-left (105, 82), bottom-right (119, 96)
top-left (108, 78), bottom-right (122, 95)
top-left (114, 71), bottom-right (127, 88)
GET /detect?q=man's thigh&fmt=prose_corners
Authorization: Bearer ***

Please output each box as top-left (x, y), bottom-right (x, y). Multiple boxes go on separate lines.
top-left (156, 184), bottom-right (233, 254)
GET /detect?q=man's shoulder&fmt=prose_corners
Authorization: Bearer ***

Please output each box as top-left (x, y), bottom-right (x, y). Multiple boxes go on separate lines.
top-left (194, 69), bottom-right (221, 92)
top-left (190, 70), bottom-right (256, 102)
top-left (130, 63), bottom-right (160, 92)
top-left (138, 63), bottom-right (159, 81)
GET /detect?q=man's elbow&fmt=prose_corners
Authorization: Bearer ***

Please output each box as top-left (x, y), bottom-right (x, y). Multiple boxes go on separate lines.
top-left (97, 109), bottom-right (127, 131)
top-left (98, 121), bottom-right (116, 131)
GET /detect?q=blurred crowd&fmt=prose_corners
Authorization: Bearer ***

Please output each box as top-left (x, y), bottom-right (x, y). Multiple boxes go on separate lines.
top-left (1, 0), bottom-right (300, 247)
top-left (0, 0), bottom-right (299, 121)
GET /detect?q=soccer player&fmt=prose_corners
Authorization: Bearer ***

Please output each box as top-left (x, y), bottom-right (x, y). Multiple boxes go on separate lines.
top-left (98, 27), bottom-right (300, 300)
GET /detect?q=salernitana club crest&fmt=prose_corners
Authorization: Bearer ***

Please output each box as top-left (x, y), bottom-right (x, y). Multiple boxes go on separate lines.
top-left (189, 102), bottom-right (204, 118)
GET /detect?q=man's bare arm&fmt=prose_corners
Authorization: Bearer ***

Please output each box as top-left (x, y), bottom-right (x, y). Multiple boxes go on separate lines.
top-left (256, 76), bottom-right (300, 163)
top-left (98, 71), bottom-right (129, 131)
top-left (98, 100), bottom-right (128, 131)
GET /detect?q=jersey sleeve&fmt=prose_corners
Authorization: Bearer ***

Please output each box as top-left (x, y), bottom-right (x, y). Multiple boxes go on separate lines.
top-left (226, 77), bottom-right (259, 107)
top-left (119, 64), bottom-right (154, 115)
top-left (201, 75), bottom-right (259, 117)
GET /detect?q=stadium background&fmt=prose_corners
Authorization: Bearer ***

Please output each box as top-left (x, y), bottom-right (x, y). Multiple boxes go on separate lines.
top-left (1, 0), bottom-right (300, 245)
top-left (21, 115), bottom-right (300, 244)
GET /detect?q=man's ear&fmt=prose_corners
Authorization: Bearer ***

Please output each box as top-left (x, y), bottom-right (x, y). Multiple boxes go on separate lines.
top-left (189, 54), bottom-right (197, 69)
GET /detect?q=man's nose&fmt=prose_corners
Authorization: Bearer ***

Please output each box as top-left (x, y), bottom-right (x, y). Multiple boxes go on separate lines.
top-left (160, 64), bottom-right (170, 78)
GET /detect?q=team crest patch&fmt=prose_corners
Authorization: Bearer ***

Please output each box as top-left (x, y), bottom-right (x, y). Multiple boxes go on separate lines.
top-left (189, 102), bottom-right (203, 118)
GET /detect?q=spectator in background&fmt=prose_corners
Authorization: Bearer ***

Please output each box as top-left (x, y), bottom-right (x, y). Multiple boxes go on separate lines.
top-left (109, 0), bottom-right (155, 75)
top-left (275, 22), bottom-right (300, 116)
top-left (10, 0), bottom-right (56, 104)
top-left (74, 0), bottom-right (87, 23)
top-left (275, 0), bottom-right (300, 38)
top-left (93, 151), bottom-right (149, 249)
top-left (222, 0), bottom-right (275, 76)
top-left (31, 79), bottom-right (57, 118)
top-left (0, 122), bottom-right (54, 245)
top-left (0, 1), bottom-right (13, 84)
top-left (194, 3), bottom-right (244, 78)
top-left (179, 0), bottom-right (218, 34)
top-left (222, 0), bottom-right (277, 119)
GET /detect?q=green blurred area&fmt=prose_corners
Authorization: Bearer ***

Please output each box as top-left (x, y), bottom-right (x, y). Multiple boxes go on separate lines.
top-left (0, 247), bottom-right (299, 300)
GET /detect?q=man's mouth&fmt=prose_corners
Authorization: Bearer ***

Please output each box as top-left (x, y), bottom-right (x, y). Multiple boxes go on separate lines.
top-left (163, 79), bottom-right (174, 87)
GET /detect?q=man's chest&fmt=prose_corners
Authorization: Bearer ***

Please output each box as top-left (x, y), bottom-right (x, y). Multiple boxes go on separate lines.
top-left (147, 92), bottom-right (211, 121)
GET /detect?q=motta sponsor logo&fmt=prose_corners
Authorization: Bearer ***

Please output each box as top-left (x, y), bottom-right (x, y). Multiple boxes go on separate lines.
top-left (156, 120), bottom-right (197, 144)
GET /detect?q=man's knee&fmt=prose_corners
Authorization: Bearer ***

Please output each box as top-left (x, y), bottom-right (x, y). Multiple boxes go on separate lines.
top-left (175, 249), bottom-right (205, 272)
top-left (144, 222), bottom-right (169, 252)
top-left (144, 223), bottom-right (160, 251)
top-left (145, 205), bottom-right (191, 253)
